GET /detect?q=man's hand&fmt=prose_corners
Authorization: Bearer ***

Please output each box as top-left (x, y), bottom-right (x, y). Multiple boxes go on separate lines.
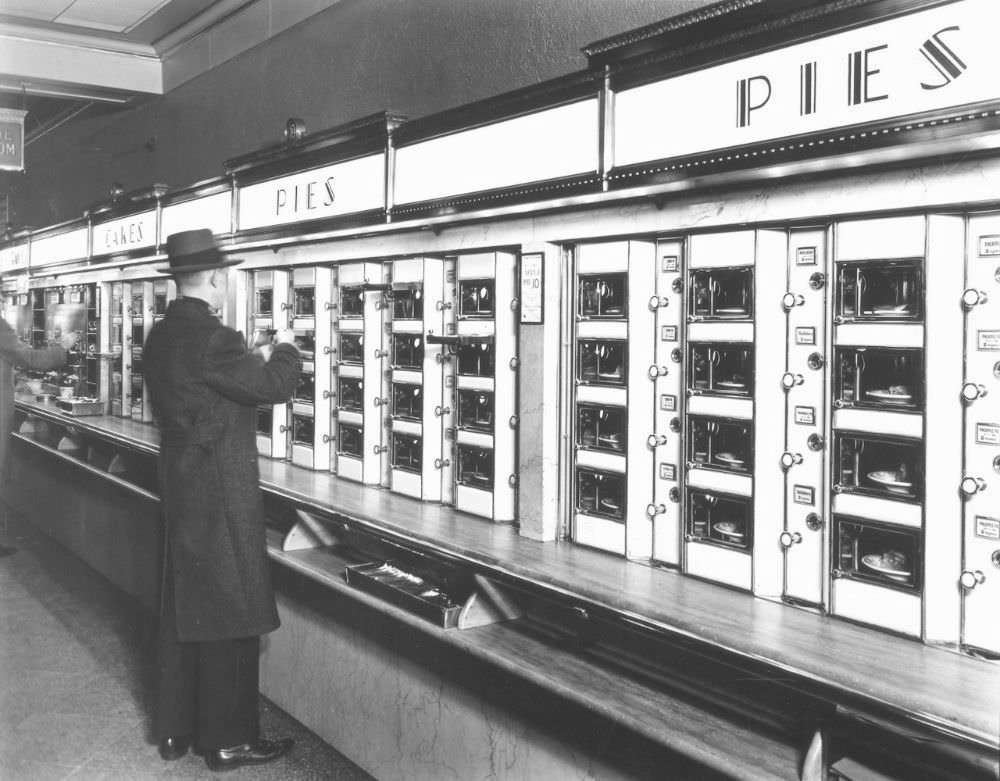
top-left (59, 331), bottom-right (80, 351)
top-left (273, 329), bottom-right (296, 346)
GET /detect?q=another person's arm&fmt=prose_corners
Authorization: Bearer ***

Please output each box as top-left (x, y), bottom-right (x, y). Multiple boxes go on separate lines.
top-left (0, 321), bottom-right (76, 371)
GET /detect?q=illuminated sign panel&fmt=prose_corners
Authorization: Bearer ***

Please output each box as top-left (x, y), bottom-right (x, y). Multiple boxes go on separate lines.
top-left (394, 100), bottom-right (599, 206)
top-left (0, 243), bottom-right (28, 274)
top-left (32, 228), bottom-right (88, 267)
top-left (162, 191), bottom-right (232, 240)
top-left (614, 0), bottom-right (998, 167)
top-left (237, 154), bottom-right (385, 232)
top-left (93, 211), bottom-right (157, 256)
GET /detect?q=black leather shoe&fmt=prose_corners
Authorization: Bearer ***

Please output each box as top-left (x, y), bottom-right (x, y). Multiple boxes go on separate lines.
top-left (158, 736), bottom-right (191, 760)
top-left (205, 737), bottom-right (294, 771)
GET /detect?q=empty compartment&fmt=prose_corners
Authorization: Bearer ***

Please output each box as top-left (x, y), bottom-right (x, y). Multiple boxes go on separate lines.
top-left (576, 403), bottom-right (626, 453)
top-left (689, 267), bottom-right (753, 320)
top-left (392, 333), bottom-right (424, 369)
top-left (687, 490), bottom-right (752, 549)
top-left (688, 416), bottom-right (753, 472)
top-left (337, 423), bottom-right (364, 457)
top-left (578, 273), bottom-right (627, 319)
top-left (391, 432), bottom-right (422, 473)
top-left (294, 371), bottom-right (315, 403)
top-left (457, 389), bottom-right (494, 433)
top-left (457, 342), bottom-right (495, 378)
top-left (458, 279), bottom-right (495, 318)
top-left (392, 382), bottom-right (422, 421)
top-left (253, 272), bottom-right (273, 315)
top-left (255, 406), bottom-right (272, 435)
top-left (834, 516), bottom-right (920, 590)
top-left (340, 333), bottom-right (365, 364)
top-left (576, 468), bottom-right (625, 522)
top-left (834, 433), bottom-right (922, 500)
top-left (577, 339), bottom-right (627, 387)
top-left (291, 414), bottom-right (314, 446)
top-left (836, 260), bottom-right (922, 321)
top-left (457, 445), bottom-right (494, 489)
top-left (835, 347), bottom-right (923, 410)
top-left (340, 285), bottom-right (365, 317)
top-left (689, 343), bottom-right (753, 396)
top-left (293, 286), bottom-right (315, 317)
top-left (391, 286), bottom-right (424, 320)
top-left (338, 377), bottom-right (364, 412)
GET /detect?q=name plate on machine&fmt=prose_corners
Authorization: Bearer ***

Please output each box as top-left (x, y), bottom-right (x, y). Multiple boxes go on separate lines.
top-left (614, 0), bottom-right (999, 167)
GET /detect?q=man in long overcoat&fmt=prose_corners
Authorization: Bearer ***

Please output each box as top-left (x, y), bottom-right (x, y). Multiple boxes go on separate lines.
top-left (0, 311), bottom-right (77, 554)
top-left (143, 229), bottom-right (300, 771)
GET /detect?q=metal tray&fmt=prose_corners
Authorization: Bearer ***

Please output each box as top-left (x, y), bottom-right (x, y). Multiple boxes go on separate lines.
top-left (345, 561), bottom-right (463, 628)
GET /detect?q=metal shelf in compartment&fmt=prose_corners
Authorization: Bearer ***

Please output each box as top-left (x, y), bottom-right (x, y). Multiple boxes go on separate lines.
top-left (576, 403), bottom-right (626, 454)
top-left (457, 389), bottom-right (494, 433)
top-left (458, 279), bottom-right (495, 319)
top-left (688, 267), bottom-right (753, 320)
top-left (456, 444), bottom-right (494, 490)
top-left (577, 339), bottom-right (626, 387)
top-left (687, 489), bottom-right (753, 550)
top-left (834, 515), bottom-right (921, 591)
top-left (688, 343), bottom-right (753, 397)
top-left (577, 273), bottom-right (627, 319)
top-left (835, 259), bottom-right (922, 322)
top-left (575, 467), bottom-right (626, 523)
top-left (688, 416), bottom-right (752, 473)
top-left (391, 432), bottom-right (422, 474)
top-left (834, 432), bottom-right (923, 502)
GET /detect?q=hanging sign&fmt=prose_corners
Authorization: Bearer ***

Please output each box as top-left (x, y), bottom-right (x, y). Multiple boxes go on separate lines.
top-left (237, 153), bottom-right (385, 231)
top-left (0, 109), bottom-right (26, 172)
top-left (614, 0), bottom-right (998, 167)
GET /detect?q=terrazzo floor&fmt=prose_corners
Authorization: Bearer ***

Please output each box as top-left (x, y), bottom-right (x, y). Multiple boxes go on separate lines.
top-left (0, 513), bottom-right (375, 781)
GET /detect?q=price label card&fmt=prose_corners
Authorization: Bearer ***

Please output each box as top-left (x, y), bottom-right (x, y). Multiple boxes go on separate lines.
top-left (661, 255), bottom-right (679, 272)
top-left (978, 330), bottom-right (1000, 351)
top-left (520, 253), bottom-right (543, 324)
top-left (794, 406), bottom-right (816, 425)
top-left (975, 516), bottom-right (1000, 540)
top-left (793, 485), bottom-right (815, 505)
top-left (661, 325), bottom-right (677, 342)
top-left (795, 247), bottom-right (817, 266)
top-left (660, 394), bottom-right (677, 412)
top-left (978, 235), bottom-right (1000, 256)
top-left (794, 327), bottom-right (816, 346)
top-left (659, 463), bottom-right (676, 481)
top-left (976, 422), bottom-right (1000, 446)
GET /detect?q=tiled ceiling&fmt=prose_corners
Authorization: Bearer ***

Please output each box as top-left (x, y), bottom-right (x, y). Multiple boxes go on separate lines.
top-left (1, 0), bottom-right (172, 34)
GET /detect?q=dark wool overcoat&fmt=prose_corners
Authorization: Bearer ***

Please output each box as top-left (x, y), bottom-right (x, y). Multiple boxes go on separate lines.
top-left (143, 297), bottom-right (299, 642)
top-left (0, 319), bottom-right (67, 490)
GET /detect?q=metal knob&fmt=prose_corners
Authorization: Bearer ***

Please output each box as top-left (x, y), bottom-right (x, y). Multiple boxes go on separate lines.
top-left (808, 272), bottom-right (826, 290)
top-left (959, 570), bottom-right (986, 590)
top-left (648, 295), bottom-right (669, 310)
top-left (646, 434), bottom-right (668, 448)
top-left (779, 531), bottom-right (802, 548)
top-left (373, 444), bottom-right (388, 454)
top-left (780, 452), bottom-right (804, 470)
top-left (646, 503), bottom-right (667, 518)
top-left (648, 365), bottom-right (669, 379)
top-left (669, 417), bottom-right (682, 433)
top-left (807, 433), bottom-right (825, 452)
top-left (321, 434), bottom-right (333, 443)
top-left (373, 396), bottom-right (388, 407)
top-left (434, 405), bottom-right (451, 417)
top-left (374, 348), bottom-right (389, 358)
top-left (670, 348), bottom-right (682, 363)
top-left (781, 372), bottom-right (804, 390)
top-left (781, 292), bottom-right (805, 311)
top-left (805, 513), bottom-right (824, 531)
top-left (435, 301), bottom-right (452, 311)
top-left (960, 476), bottom-right (986, 497)
top-left (509, 415), bottom-right (519, 429)
top-left (279, 425), bottom-right (290, 433)
top-left (323, 346), bottom-right (335, 355)
top-left (806, 352), bottom-right (825, 370)
top-left (961, 383), bottom-right (988, 403)
top-left (509, 357), bottom-right (520, 370)
top-left (324, 302), bottom-right (337, 311)
top-left (434, 457), bottom-right (451, 469)
top-left (962, 289), bottom-right (988, 308)
top-left (668, 487), bottom-right (681, 503)
top-left (322, 390), bottom-right (335, 399)
top-left (671, 278), bottom-right (684, 294)
top-left (435, 352), bottom-right (452, 364)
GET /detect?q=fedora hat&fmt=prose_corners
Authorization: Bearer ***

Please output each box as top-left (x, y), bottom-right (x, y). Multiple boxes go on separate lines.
top-left (158, 229), bottom-right (242, 275)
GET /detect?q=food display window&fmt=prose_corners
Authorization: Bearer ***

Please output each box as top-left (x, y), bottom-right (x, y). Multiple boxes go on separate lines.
top-left (456, 341), bottom-right (495, 378)
top-left (458, 279), bottom-right (495, 318)
top-left (391, 433), bottom-right (423, 473)
top-left (391, 333), bottom-right (423, 369)
top-left (391, 286), bottom-right (423, 320)
top-left (578, 273), bottom-right (627, 319)
top-left (457, 445), bottom-right (494, 490)
top-left (340, 333), bottom-right (365, 364)
top-left (338, 423), bottom-right (364, 457)
top-left (457, 389), bottom-right (494, 433)
top-left (576, 339), bottom-right (626, 386)
top-left (576, 468), bottom-right (626, 522)
top-left (291, 414), bottom-right (314, 446)
top-left (153, 280), bottom-right (170, 318)
top-left (293, 285), bottom-right (315, 317)
top-left (689, 267), bottom-right (753, 320)
top-left (834, 517), bottom-right (921, 591)
top-left (834, 434), bottom-right (922, 501)
top-left (293, 372), bottom-right (314, 403)
top-left (687, 417), bottom-right (752, 473)
top-left (688, 343), bottom-right (753, 396)
top-left (253, 282), bottom-right (273, 316)
top-left (293, 331), bottom-right (315, 360)
top-left (392, 383), bottom-right (422, 421)
top-left (576, 404), bottom-right (626, 454)
top-left (338, 377), bottom-right (364, 412)
top-left (834, 347), bottom-right (923, 411)
top-left (835, 260), bottom-right (922, 321)
top-left (256, 407), bottom-right (272, 436)
top-left (340, 285), bottom-right (366, 318)
top-left (687, 490), bottom-right (753, 550)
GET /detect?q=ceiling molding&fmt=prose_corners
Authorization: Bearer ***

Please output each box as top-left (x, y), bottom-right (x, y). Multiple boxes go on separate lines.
top-left (154, 0), bottom-right (256, 57)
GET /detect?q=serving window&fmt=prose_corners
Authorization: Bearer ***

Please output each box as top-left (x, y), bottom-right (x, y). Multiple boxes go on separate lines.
top-left (576, 404), bottom-right (626, 454)
top-left (834, 516), bottom-right (921, 591)
top-left (834, 433), bottom-right (922, 501)
top-left (340, 333), bottom-right (365, 364)
top-left (391, 433), bottom-right (422, 473)
top-left (291, 414), bottom-right (314, 446)
top-left (689, 343), bottom-right (753, 397)
top-left (835, 260), bottom-right (922, 322)
top-left (457, 445), bottom-right (494, 489)
top-left (391, 286), bottom-right (423, 320)
top-left (689, 267), bottom-right (753, 320)
top-left (834, 347), bottom-right (923, 411)
top-left (576, 468), bottom-right (625, 522)
top-left (392, 383), bottom-right (422, 421)
top-left (391, 334), bottom-right (423, 370)
top-left (578, 273), bottom-right (627, 319)
top-left (338, 377), bottom-right (364, 412)
top-left (293, 286), bottom-right (315, 317)
top-left (687, 490), bottom-right (752, 550)
top-left (457, 389), bottom-right (494, 433)
top-left (458, 279), bottom-right (495, 319)
top-left (293, 372), bottom-right (315, 403)
top-left (340, 286), bottom-right (366, 318)
top-left (337, 423), bottom-right (363, 457)
top-left (457, 343), bottom-right (495, 378)
top-left (688, 416), bottom-right (752, 473)
top-left (577, 339), bottom-right (627, 387)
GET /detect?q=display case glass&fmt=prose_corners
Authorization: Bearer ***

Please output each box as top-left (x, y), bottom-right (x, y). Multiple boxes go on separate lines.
top-left (391, 432), bottom-right (422, 473)
top-left (291, 414), bottom-right (314, 445)
top-left (689, 343), bottom-right (753, 396)
top-left (834, 434), bottom-right (922, 500)
top-left (391, 286), bottom-right (423, 320)
top-left (340, 286), bottom-right (365, 318)
top-left (576, 468), bottom-right (626, 522)
top-left (392, 383), bottom-right (422, 421)
top-left (687, 490), bottom-right (753, 549)
top-left (576, 404), bottom-right (626, 453)
top-left (457, 342), bottom-right (495, 378)
top-left (834, 347), bottom-right (922, 410)
top-left (459, 279), bottom-right (495, 318)
top-left (391, 334), bottom-right (423, 369)
top-left (834, 516), bottom-right (921, 590)
top-left (340, 333), bottom-right (365, 364)
top-left (836, 260), bottom-right (922, 321)
top-left (688, 416), bottom-right (752, 473)
top-left (293, 372), bottom-right (314, 403)
top-left (256, 407), bottom-right (272, 436)
top-left (338, 423), bottom-right (364, 457)
top-left (689, 267), bottom-right (753, 320)
top-left (293, 286), bottom-right (315, 317)
top-left (578, 273), bottom-right (627, 319)
top-left (457, 445), bottom-right (494, 489)
top-left (457, 389), bottom-right (494, 433)
top-left (577, 339), bottom-right (626, 386)
top-left (338, 377), bottom-right (364, 412)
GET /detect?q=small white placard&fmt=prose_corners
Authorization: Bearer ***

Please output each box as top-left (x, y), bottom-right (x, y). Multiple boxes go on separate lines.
top-left (975, 422), bottom-right (1000, 446)
top-left (796, 247), bottom-right (817, 266)
top-left (974, 516), bottom-right (1000, 540)
top-left (795, 327), bottom-right (816, 345)
top-left (519, 253), bottom-right (543, 324)
top-left (794, 406), bottom-right (816, 425)
top-left (978, 330), bottom-right (1000, 351)
top-left (978, 235), bottom-right (1000, 256)
top-left (793, 485), bottom-right (815, 505)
